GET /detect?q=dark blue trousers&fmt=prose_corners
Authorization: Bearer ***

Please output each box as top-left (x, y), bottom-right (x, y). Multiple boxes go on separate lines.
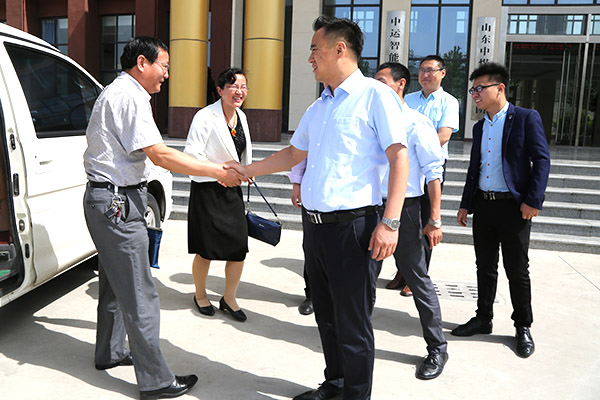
top-left (303, 212), bottom-right (381, 400)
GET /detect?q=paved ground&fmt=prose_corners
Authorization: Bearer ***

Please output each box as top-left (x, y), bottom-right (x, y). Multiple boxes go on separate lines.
top-left (1, 219), bottom-right (599, 399)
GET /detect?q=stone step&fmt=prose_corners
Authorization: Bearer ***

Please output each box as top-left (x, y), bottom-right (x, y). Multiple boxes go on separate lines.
top-left (441, 181), bottom-right (600, 204)
top-left (166, 138), bottom-right (600, 253)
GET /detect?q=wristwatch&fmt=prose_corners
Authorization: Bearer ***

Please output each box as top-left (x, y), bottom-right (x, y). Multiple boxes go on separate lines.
top-left (382, 217), bottom-right (400, 231)
top-left (428, 218), bottom-right (442, 229)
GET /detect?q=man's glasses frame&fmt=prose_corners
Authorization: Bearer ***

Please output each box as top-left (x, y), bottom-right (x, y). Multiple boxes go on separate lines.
top-left (468, 83), bottom-right (500, 95)
top-left (418, 68), bottom-right (443, 75)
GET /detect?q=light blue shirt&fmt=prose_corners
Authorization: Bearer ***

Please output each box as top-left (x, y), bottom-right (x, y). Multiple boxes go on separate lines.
top-left (479, 102), bottom-right (510, 192)
top-left (382, 103), bottom-right (444, 199)
top-left (404, 87), bottom-right (459, 160)
top-left (290, 70), bottom-right (408, 212)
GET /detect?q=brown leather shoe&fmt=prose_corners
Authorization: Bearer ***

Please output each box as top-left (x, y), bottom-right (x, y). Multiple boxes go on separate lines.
top-left (386, 272), bottom-right (405, 290)
top-left (400, 285), bottom-right (413, 297)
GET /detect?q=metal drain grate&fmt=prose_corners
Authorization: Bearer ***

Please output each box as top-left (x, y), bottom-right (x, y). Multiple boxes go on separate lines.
top-left (433, 281), bottom-right (498, 303)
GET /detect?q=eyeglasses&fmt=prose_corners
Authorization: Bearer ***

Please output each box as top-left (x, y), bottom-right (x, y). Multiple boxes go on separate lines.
top-left (418, 68), bottom-right (443, 75)
top-left (155, 61), bottom-right (170, 72)
top-left (224, 85), bottom-right (249, 92)
top-left (468, 83), bottom-right (500, 95)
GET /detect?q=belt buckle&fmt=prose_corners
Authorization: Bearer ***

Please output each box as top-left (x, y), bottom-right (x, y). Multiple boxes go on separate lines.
top-left (483, 191), bottom-right (495, 200)
top-left (306, 211), bottom-right (323, 224)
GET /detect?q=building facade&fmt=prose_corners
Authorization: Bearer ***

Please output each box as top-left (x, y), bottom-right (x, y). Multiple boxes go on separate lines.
top-left (1, 0), bottom-right (599, 146)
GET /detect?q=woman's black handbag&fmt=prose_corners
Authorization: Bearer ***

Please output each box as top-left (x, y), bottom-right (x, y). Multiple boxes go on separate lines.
top-left (246, 180), bottom-right (282, 246)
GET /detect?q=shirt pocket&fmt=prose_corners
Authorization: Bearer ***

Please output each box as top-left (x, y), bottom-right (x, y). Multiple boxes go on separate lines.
top-left (333, 117), bottom-right (363, 154)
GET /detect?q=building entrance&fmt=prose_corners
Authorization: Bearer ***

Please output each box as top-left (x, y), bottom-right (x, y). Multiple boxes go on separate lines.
top-left (507, 42), bottom-right (600, 147)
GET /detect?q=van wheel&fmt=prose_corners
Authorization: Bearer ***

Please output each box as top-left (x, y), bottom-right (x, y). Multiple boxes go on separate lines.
top-left (145, 193), bottom-right (161, 228)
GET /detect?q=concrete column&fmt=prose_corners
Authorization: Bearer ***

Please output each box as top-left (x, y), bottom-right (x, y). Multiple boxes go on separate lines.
top-left (465, 0), bottom-right (503, 139)
top-left (68, 0), bottom-right (100, 78)
top-left (210, 0), bottom-right (233, 79)
top-left (243, 0), bottom-right (285, 142)
top-left (288, 0), bottom-right (320, 133)
top-left (168, 0), bottom-right (209, 138)
top-left (6, 0), bottom-right (31, 31)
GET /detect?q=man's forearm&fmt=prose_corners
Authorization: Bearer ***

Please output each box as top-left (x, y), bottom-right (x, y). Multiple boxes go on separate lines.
top-left (426, 178), bottom-right (442, 221)
top-left (383, 144), bottom-right (409, 219)
top-left (246, 146), bottom-right (307, 178)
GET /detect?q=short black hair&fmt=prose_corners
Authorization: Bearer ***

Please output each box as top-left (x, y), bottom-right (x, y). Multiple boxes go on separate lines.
top-left (120, 36), bottom-right (168, 70)
top-left (313, 15), bottom-right (364, 60)
top-left (469, 62), bottom-right (509, 86)
top-left (216, 67), bottom-right (245, 89)
top-left (377, 62), bottom-right (410, 95)
top-left (420, 55), bottom-right (445, 69)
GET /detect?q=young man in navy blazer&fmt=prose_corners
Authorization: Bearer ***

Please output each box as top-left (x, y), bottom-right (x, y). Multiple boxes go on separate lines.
top-left (453, 62), bottom-right (550, 358)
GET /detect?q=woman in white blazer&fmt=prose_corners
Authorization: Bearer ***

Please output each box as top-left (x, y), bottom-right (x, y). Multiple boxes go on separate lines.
top-left (184, 68), bottom-right (252, 322)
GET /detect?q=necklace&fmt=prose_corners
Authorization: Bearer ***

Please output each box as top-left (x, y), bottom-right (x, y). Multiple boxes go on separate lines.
top-left (226, 111), bottom-right (237, 137)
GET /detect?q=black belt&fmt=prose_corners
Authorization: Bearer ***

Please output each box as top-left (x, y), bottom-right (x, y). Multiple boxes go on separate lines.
top-left (304, 205), bottom-right (379, 224)
top-left (88, 181), bottom-right (147, 191)
top-left (477, 189), bottom-right (513, 201)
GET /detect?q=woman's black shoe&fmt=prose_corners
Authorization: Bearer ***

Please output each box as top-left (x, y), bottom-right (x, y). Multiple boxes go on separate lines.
top-left (219, 297), bottom-right (247, 322)
top-left (193, 296), bottom-right (215, 316)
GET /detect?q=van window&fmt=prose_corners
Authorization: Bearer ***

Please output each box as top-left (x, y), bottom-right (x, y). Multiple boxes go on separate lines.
top-left (5, 44), bottom-right (100, 138)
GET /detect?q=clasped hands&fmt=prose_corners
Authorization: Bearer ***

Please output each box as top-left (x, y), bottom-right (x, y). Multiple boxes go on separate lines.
top-left (218, 160), bottom-right (251, 187)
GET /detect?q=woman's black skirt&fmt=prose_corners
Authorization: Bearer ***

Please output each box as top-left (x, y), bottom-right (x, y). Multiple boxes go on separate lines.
top-left (187, 181), bottom-right (248, 261)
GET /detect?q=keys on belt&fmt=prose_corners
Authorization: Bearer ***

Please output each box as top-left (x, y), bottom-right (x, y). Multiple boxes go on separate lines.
top-left (304, 205), bottom-right (379, 224)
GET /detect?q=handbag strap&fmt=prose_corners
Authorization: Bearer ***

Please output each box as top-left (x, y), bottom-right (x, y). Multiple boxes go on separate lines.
top-left (246, 180), bottom-right (280, 220)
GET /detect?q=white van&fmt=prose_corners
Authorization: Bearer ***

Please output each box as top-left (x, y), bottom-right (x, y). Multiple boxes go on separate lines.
top-left (0, 24), bottom-right (173, 307)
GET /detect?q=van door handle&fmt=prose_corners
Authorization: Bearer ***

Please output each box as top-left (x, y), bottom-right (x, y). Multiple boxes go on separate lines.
top-left (39, 159), bottom-right (53, 165)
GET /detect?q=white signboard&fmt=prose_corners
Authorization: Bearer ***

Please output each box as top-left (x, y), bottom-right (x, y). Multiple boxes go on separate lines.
top-left (385, 11), bottom-right (405, 64)
top-left (476, 17), bottom-right (496, 66)
top-left (472, 17), bottom-right (496, 120)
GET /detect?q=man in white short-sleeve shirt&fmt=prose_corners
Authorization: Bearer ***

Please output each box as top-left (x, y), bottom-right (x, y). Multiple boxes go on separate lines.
top-left (83, 36), bottom-right (243, 400)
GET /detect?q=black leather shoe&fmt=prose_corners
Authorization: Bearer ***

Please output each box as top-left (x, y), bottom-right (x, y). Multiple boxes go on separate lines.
top-left (140, 375), bottom-right (198, 400)
top-left (298, 298), bottom-right (314, 315)
top-left (451, 317), bottom-right (493, 337)
top-left (292, 383), bottom-right (343, 400)
top-left (193, 296), bottom-right (215, 316)
top-left (515, 326), bottom-right (535, 358)
top-left (416, 352), bottom-right (448, 380)
top-left (219, 297), bottom-right (247, 322)
top-left (95, 354), bottom-right (133, 370)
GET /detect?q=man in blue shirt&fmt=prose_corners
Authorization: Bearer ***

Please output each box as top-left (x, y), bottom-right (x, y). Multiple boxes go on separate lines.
top-left (375, 62), bottom-right (448, 380)
top-left (388, 55), bottom-right (459, 295)
top-left (227, 15), bottom-right (409, 400)
top-left (453, 62), bottom-right (550, 359)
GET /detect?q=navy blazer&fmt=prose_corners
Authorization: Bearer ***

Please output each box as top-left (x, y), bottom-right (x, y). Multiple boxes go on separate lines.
top-left (460, 103), bottom-right (551, 212)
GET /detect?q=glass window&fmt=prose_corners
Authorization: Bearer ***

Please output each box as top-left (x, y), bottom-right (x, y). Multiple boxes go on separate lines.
top-left (5, 44), bottom-right (101, 138)
top-left (591, 15), bottom-right (600, 35)
top-left (507, 14), bottom-right (586, 35)
top-left (41, 17), bottom-right (68, 54)
top-left (409, 0), bottom-right (470, 139)
top-left (439, 7), bottom-right (469, 55)
top-left (558, 0), bottom-right (594, 3)
top-left (410, 7), bottom-right (439, 58)
top-left (323, 1), bottom-right (381, 77)
top-left (503, 0), bottom-right (527, 4)
top-left (530, 0), bottom-right (555, 4)
top-left (101, 15), bottom-right (136, 86)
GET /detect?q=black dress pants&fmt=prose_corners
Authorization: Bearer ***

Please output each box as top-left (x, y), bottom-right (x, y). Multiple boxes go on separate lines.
top-left (472, 196), bottom-right (533, 327)
top-left (303, 212), bottom-right (381, 400)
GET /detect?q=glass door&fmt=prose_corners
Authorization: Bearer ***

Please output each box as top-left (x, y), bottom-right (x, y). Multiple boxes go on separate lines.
top-left (507, 41), bottom-right (600, 147)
